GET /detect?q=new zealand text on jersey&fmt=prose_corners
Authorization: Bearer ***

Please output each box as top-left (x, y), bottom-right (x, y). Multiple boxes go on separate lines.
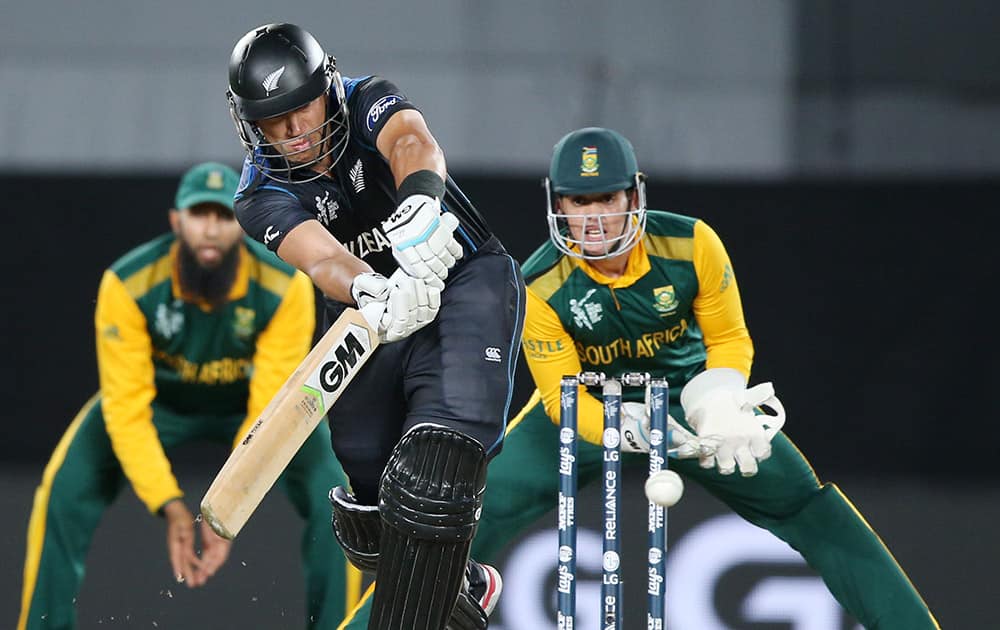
top-left (345, 227), bottom-right (391, 260)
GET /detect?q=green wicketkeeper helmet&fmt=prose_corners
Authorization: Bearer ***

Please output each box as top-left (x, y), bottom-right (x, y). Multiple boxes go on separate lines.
top-left (544, 127), bottom-right (647, 260)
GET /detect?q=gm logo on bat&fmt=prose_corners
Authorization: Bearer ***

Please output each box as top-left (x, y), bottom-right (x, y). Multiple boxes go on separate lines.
top-left (318, 325), bottom-right (372, 393)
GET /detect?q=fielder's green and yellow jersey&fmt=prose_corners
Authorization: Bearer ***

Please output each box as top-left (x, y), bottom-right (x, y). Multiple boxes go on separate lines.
top-left (95, 233), bottom-right (314, 512)
top-left (519, 210), bottom-right (754, 444)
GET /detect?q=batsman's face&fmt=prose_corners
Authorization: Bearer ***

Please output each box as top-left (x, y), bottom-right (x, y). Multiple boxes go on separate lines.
top-left (254, 95), bottom-right (328, 166)
top-left (557, 189), bottom-right (633, 256)
top-left (170, 203), bottom-right (243, 268)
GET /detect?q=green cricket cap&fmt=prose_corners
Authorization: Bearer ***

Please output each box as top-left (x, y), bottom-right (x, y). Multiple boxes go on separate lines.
top-left (549, 127), bottom-right (638, 195)
top-left (174, 162), bottom-right (240, 211)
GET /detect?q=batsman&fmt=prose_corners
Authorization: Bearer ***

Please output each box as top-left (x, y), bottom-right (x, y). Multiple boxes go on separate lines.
top-left (226, 23), bottom-right (524, 630)
top-left (341, 128), bottom-right (940, 629)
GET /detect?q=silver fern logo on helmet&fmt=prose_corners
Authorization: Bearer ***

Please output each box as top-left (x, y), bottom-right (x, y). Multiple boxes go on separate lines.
top-left (262, 66), bottom-right (285, 95)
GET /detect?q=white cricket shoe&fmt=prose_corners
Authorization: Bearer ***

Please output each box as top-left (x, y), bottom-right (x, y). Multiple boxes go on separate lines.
top-left (467, 560), bottom-right (503, 616)
top-left (446, 559), bottom-right (503, 629)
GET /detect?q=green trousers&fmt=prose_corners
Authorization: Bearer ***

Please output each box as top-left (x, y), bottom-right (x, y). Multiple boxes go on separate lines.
top-left (337, 399), bottom-right (938, 630)
top-left (18, 394), bottom-right (351, 630)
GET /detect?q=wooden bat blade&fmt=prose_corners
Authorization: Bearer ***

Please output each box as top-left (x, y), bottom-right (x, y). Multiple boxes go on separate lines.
top-left (200, 307), bottom-right (378, 539)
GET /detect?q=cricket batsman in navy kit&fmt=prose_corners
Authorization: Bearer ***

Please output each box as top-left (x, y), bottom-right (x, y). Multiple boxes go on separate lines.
top-left (225, 23), bottom-right (524, 630)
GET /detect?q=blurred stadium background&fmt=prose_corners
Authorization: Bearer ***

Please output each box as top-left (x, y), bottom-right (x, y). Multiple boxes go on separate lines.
top-left (2, 2), bottom-right (998, 628)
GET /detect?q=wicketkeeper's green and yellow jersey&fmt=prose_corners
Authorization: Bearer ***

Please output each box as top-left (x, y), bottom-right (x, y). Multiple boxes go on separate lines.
top-left (519, 210), bottom-right (754, 444)
top-left (95, 233), bottom-right (314, 513)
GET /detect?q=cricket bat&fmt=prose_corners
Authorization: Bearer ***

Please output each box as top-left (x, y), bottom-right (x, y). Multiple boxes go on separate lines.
top-left (201, 307), bottom-right (378, 539)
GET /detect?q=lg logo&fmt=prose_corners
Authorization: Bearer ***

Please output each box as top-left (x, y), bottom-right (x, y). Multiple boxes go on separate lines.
top-left (491, 515), bottom-right (861, 630)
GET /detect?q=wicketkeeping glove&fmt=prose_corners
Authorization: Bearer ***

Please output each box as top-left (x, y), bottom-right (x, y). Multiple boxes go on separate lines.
top-left (382, 194), bottom-right (464, 284)
top-left (680, 368), bottom-right (786, 477)
top-left (351, 269), bottom-right (442, 343)
top-left (620, 401), bottom-right (700, 458)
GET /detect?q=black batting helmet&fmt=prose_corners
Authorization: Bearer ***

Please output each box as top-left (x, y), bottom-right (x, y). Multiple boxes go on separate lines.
top-left (227, 23), bottom-right (349, 182)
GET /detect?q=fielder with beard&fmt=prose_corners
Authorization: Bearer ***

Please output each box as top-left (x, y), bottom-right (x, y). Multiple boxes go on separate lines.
top-left (17, 163), bottom-right (354, 630)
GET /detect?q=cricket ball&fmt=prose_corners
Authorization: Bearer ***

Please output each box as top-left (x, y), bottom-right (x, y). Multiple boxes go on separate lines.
top-left (644, 469), bottom-right (684, 507)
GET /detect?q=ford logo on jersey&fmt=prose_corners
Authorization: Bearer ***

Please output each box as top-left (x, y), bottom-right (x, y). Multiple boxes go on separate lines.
top-left (366, 95), bottom-right (402, 131)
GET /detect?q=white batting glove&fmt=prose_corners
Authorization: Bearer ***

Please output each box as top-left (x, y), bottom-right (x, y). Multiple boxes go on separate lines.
top-left (620, 401), bottom-right (700, 458)
top-left (680, 368), bottom-right (786, 477)
top-left (382, 195), bottom-right (464, 283)
top-left (351, 269), bottom-right (442, 343)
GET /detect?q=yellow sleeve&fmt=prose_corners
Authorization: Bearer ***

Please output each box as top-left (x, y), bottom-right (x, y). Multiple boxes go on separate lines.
top-left (233, 271), bottom-right (315, 448)
top-left (95, 270), bottom-right (183, 514)
top-left (521, 286), bottom-right (606, 445)
top-left (691, 220), bottom-right (754, 379)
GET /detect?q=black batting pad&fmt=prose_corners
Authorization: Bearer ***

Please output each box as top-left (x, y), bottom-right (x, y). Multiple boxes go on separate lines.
top-left (329, 485), bottom-right (381, 573)
top-left (368, 425), bottom-right (488, 630)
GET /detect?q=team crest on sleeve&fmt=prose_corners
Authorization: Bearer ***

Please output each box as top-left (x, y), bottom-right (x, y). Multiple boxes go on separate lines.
top-left (720, 263), bottom-right (733, 292)
top-left (366, 95), bottom-right (402, 131)
top-left (264, 225), bottom-right (281, 245)
top-left (652, 285), bottom-right (679, 315)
